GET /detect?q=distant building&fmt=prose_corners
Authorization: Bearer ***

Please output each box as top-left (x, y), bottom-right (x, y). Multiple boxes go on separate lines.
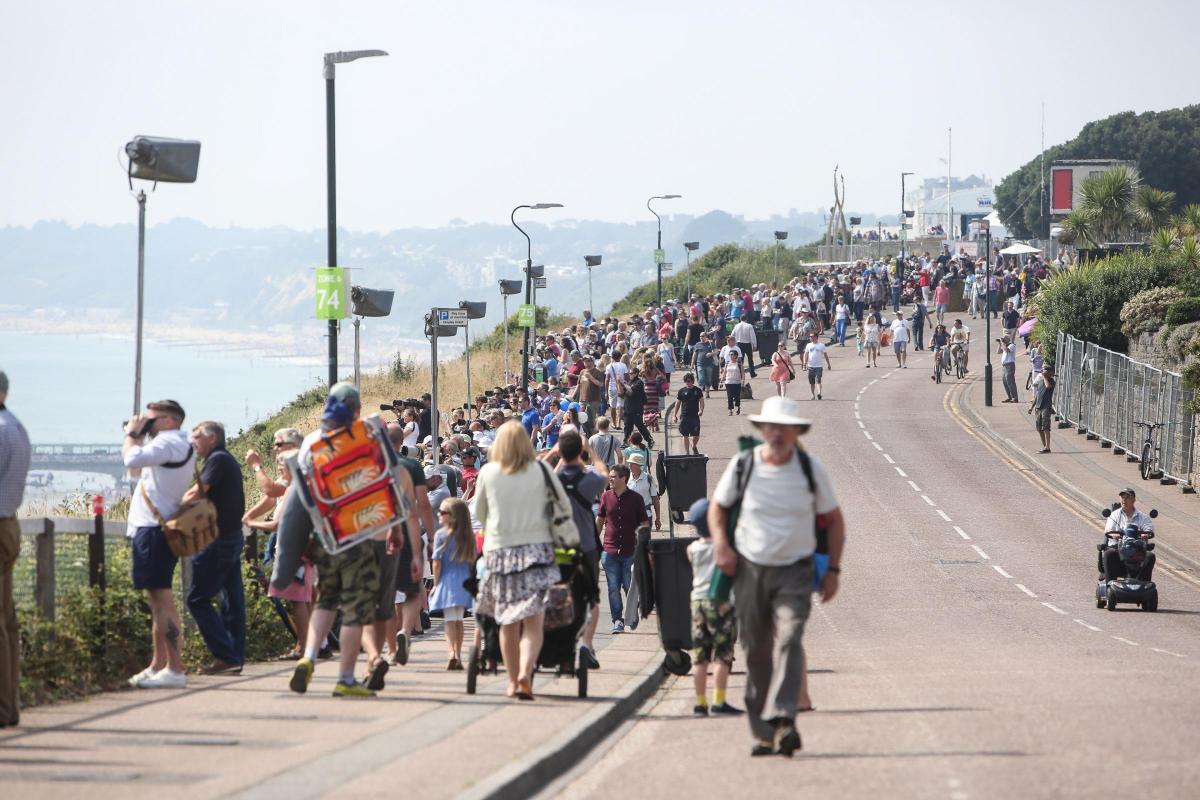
top-left (1049, 159), bottom-right (1138, 217)
top-left (909, 175), bottom-right (994, 239)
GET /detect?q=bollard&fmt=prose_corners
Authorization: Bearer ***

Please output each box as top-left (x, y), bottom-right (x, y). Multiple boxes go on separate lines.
top-left (35, 518), bottom-right (56, 621)
top-left (90, 495), bottom-right (107, 594)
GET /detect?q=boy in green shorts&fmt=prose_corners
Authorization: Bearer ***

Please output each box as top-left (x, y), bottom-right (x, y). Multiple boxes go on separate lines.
top-left (687, 499), bottom-right (743, 717)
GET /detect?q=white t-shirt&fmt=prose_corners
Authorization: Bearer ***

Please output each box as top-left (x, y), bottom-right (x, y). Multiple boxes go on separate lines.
top-left (124, 429), bottom-right (196, 531)
top-left (889, 319), bottom-right (911, 343)
top-left (950, 324), bottom-right (970, 344)
top-left (793, 296), bottom-right (810, 317)
top-left (1001, 341), bottom-right (1017, 365)
top-left (712, 448), bottom-right (838, 566)
top-left (835, 303), bottom-right (849, 321)
top-left (804, 342), bottom-right (828, 369)
top-left (724, 360), bottom-right (744, 384)
top-left (719, 344), bottom-right (740, 365)
top-left (605, 362), bottom-right (629, 395)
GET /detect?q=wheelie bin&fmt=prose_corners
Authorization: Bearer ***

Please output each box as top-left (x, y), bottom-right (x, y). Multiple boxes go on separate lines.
top-left (649, 534), bottom-right (697, 674)
top-left (756, 326), bottom-right (780, 366)
top-left (661, 453), bottom-right (709, 524)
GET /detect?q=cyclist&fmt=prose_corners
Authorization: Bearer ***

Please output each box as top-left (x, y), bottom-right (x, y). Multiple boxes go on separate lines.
top-left (929, 324), bottom-right (950, 382)
top-left (949, 319), bottom-right (971, 373)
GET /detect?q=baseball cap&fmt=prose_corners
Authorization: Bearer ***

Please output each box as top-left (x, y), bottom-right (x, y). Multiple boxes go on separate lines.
top-left (328, 382), bottom-right (361, 408)
top-left (424, 465), bottom-right (443, 480)
top-left (1119, 487), bottom-right (1137, 497)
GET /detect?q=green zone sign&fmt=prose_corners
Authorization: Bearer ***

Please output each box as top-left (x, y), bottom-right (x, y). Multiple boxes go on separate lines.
top-left (654, 248), bottom-right (666, 264)
top-left (315, 267), bottom-right (348, 320)
top-left (516, 303), bottom-right (537, 328)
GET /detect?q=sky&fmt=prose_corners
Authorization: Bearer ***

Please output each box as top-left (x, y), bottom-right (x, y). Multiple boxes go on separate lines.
top-left (2, 0), bottom-right (1197, 233)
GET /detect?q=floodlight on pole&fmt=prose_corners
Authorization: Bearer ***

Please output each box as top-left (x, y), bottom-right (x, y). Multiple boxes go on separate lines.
top-left (584, 255), bottom-right (602, 318)
top-left (773, 231), bottom-right (788, 288)
top-left (648, 194), bottom-right (682, 309)
top-left (684, 241), bottom-right (699, 301)
top-left (459, 300), bottom-right (487, 415)
top-left (349, 286), bottom-right (394, 389)
top-left (324, 48), bottom-right (388, 390)
top-left (512, 203), bottom-right (563, 394)
top-left (124, 135), bottom-right (201, 416)
top-left (900, 171), bottom-right (914, 272)
top-left (499, 279), bottom-right (523, 382)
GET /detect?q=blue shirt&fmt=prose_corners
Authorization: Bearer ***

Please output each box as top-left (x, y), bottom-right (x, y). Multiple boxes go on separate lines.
top-left (0, 406), bottom-right (31, 517)
top-left (542, 412), bottom-right (562, 446)
top-left (521, 408), bottom-right (542, 435)
top-left (544, 357), bottom-right (560, 379)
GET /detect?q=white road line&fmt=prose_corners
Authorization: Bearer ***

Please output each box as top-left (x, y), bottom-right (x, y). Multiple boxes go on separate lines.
top-left (1152, 647), bottom-right (1185, 658)
top-left (907, 480), bottom-right (921, 491)
top-left (1074, 619), bottom-right (1102, 632)
top-left (1041, 602), bottom-right (1067, 615)
top-left (863, 430), bottom-right (873, 440)
top-left (854, 411), bottom-right (861, 419)
top-left (895, 466), bottom-right (908, 477)
top-left (992, 565), bottom-right (1013, 578)
top-left (1112, 636), bottom-right (1140, 647)
top-left (870, 380), bottom-right (878, 385)
top-left (857, 420), bottom-right (865, 428)
top-left (953, 526), bottom-right (970, 540)
top-left (936, 509), bottom-right (952, 522)
top-left (871, 442), bottom-right (883, 451)
top-left (1015, 584), bottom-right (1037, 598)
top-left (971, 544), bottom-right (990, 560)
top-left (854, 403), bottom-right (860, 410)
top-left (920, 494), bottom-right (936, 506)
top-left (883, 454), bottom-right (895, 464)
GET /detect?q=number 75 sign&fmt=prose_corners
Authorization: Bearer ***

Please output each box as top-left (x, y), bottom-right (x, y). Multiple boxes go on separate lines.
top-left (315, 267), bottom-right (349, 320)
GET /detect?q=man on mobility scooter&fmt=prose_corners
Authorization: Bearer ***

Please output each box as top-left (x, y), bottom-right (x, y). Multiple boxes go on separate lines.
top-left (1096, 487), bottom-right (1158, 611)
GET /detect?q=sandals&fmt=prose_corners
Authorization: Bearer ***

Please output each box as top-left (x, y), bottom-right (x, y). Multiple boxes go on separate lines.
top-left (514, 678), bottom-right (535, 701)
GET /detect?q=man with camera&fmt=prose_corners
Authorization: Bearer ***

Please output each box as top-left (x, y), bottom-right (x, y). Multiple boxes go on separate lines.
top-left (122, 399), bottom-right (195, 689)
top-left (183, 421), bottom-right (247, 675)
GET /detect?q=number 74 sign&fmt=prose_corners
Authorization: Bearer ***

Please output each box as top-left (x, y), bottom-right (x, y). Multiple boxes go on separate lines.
top-left (315, 267), bottom-right (349, 320)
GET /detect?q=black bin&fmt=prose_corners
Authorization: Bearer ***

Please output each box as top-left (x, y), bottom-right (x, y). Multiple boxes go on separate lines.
top-left (649, 535), bottom-right (697, 652)
top-left (662, 453), bottom-right (709, 524)
top-left (756, 327), bottom-right (780, 365)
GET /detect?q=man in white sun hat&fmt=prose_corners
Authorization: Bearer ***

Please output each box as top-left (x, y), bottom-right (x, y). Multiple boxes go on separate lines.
top-left (708, 395), bottom-right (845, 758)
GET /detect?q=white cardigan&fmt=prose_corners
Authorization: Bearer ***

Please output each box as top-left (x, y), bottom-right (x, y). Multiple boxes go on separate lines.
top-left (473, 461), bottom-right (558, 552)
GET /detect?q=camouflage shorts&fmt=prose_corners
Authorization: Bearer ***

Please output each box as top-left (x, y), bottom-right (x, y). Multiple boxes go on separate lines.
top-left (691, 598), bottom-right (737, 665)
top-left (313, 540), bottom-right (380, 627)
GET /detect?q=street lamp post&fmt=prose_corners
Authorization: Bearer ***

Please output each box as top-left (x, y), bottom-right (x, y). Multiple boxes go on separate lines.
top-left (648, 194), bottom-right (681, 308)
top-left (584, 255), bottom-right (602, 318)
top-left (773, 231), bottom-right (788, 288)
top-left (498, 279), bottom-right (522, 383)
top-left (459, 300), bottom-right (487, 416)
top-left (324, 48), bottom-right (387, 389)
top-left (684, 241), bottom-right (699, 302)
top-left (900, 172), bottom-right (913, 282)
top-left (512, 203), bottom-right (563, 395)
top-left (982, 219), bottom-right (993, 407)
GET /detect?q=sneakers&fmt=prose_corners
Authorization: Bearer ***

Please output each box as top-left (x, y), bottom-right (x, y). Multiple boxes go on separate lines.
top-left (774, 723), bottom-right (802, 757)
top-left (332, 680), bottom-right (376, 698)
top-left (611, 620), bottom-right (625, 635)
top-left (420, 610), bottom-right (432, 631)
top-left (394, 631), bottom-right (409, 666)
top-left (289, 657), bottom-right (314, 694)
top-left (693, 704), bottom-right (709, 717)
top-left (579, 645), bottom-right (600, 670)
top-left (137, 669), bottom-right (187, 689)
top-left (366, 658), bottom-right (390, 691)
top-left (711, 702), bottom-right (744, 716)
top-left (750, 739), bottom-right (775, 757)
top-left (128, 666), bottom-right (158, 688)
top-left (728, 410), bottom-right (733, 416)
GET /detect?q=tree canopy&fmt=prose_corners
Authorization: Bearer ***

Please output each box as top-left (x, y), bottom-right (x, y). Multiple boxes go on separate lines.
top-left (995, 105), bottom-right (1200, 239)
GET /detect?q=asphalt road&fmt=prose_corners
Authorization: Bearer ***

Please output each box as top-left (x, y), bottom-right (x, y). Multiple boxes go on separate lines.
top-left (550, 344), bottom-right (1200, 800)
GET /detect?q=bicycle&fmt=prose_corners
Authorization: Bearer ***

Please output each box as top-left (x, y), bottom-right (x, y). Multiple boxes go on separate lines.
top-left (1134, 420), bottom-right (1163, 481)
top-left (951, 345), bottom-right (967, 380)
top-left (931, 346), bottom-right (944, 383)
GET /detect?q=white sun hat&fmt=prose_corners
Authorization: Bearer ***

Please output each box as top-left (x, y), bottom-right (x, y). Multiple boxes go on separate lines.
top-left (747, 396), bottom-right (813, 430)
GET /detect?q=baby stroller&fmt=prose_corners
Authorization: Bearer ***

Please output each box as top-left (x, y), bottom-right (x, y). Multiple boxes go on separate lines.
top-left (466, 549), bottom-right (591, 698)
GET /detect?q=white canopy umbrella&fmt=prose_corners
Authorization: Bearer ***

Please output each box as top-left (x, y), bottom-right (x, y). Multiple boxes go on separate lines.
top-left (1000, 243), bottom-right (1041, 255)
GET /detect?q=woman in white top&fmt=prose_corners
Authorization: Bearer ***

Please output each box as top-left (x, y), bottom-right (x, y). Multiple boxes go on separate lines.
top-left (863, 319), bottom-right (881, 368)
top-left (401, 408), bottom-right (420, 448)
top-left (722, 351), bottom-right (745, 415)
top-left (834, 301), bottom-right (851, 347)
top-left (473, 421), bottom-right (573, 701)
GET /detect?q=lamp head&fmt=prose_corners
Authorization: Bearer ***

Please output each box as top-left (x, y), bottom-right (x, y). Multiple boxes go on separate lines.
top-left (584, 255), bottom-right (602, 267)
top-left (684, 241), bottom-right (700, 251)
top-left (499, 279), bottom-right (523, 296)
top-left (459, 300), bottom-right (487, 319)
top-left (774, 231), bottom-right (788, 241)
top-left (531, 203), bottom-right (563, 210)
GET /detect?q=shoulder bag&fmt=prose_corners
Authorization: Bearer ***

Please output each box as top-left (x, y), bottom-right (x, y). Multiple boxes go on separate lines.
top-left (536, 461), bottom-right (581, 549)
top-left (141, 449), bottom-right (220, 558)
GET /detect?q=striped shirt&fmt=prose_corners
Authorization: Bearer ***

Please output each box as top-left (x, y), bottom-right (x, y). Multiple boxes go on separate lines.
top-left (0, 405), bottom-right (32, 517)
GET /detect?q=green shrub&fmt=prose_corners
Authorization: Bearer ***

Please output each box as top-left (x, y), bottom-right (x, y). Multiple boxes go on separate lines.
top-left (1119, 287), bottom-right (1186, 337)
top-left (1165, 321), bottom-right (1200, 363)
top-left (1164, 296), bottom-right (1200, 326)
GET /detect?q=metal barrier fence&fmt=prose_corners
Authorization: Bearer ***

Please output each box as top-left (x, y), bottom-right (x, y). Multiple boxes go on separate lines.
top-left (1053, 332), bottom-right (1197, 487)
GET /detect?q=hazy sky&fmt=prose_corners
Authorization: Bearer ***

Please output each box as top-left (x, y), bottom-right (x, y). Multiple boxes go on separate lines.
top-left (3, 0), bottom-right (1196, 233)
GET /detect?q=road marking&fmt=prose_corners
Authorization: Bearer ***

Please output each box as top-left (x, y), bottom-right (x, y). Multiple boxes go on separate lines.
top-left (857, 420), bottom-right (865, 428)
top-left (1015, 584), bottom-right (1037, 598)
top-left (1074, 619), bottom-right (1102, 632)
top-left (971, 544), bottom-right (990, 560)
top-left (920, 494), bottom-right (935, 506)
top-left (895, 466), bottom-right (908, 477)
top-left (1041, 602), bottom-right (1067, 615)
top-left (883, 454), bottom-right (895, 463)
top-left (907, 480), bottom-right (921, 491)
top-left (863, 430), bottom-right (873, 440)
top-left (936, 509), bottom-right (952, 522)
top-left (953, 526), bottom-right (970, 540)
top-left (871, 442), bottom-right (883, 451)
top-left (992, 565), bottom-right (1012, 578)
top-left (1112, 636), bottom-right (1139, 647)
top-left (870, 380), bottom-right (878, 385)
top-left (1152, 647), bottom-right (1185, 658)
top-left (854, 411), bottom-right (861, 419)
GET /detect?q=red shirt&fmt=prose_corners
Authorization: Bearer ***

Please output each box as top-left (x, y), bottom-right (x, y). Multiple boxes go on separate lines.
top-left (597, 487), bottom-right (649, 555)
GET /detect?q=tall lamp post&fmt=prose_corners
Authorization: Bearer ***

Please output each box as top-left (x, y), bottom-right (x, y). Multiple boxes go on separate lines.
top-left (900, 172), bottom-right (913, 281)
top-left (512, 203), bottom-right (563, 395)
top-left (981, 218), bottom-right (993, 407)
top-left (773, 231), bottom-right (788, 288)
top-left (684, 241), bottom-right (699, 301)
top-left (584, 255), bottom-right (602, 318)
top-left (324, 48), bottom-right (387, 389)
top-left (498, 279), bottom-right (522, 383)
top-left (648, 194), bottom-right (681, 308)
top-left (459, 300), bottom-right (487, 415)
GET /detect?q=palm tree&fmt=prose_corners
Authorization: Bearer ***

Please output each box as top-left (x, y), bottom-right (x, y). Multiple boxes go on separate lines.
top-left (1176, 204), bottom-right (1200, 238)
top-left (1057, 209), bottom-right (1098, 247)
top-left (1150, 227), bottom-right (1178, 257)
top-left (1180, 237), bottom-right (1200, 271)
top-left (1079, 166), bottom-right (1139, 242)
top-left (1134, 186), bottom-right (1176, 232)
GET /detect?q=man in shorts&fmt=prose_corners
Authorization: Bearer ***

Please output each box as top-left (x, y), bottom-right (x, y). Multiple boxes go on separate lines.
top-left (801, 332), bottom-right (832, 401)
top-left (889, 312), bottom-right (911, 369)
top-left (672, 372), bottom-right (706, 455)
top-left (1028, 365), bottom-right (1056, 453)
top-left (949, 319), bottom-right (971, 372)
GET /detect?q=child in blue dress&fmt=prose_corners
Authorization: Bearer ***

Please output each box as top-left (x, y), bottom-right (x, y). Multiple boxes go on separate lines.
top-left (430, 498), bottom-right (477, 670)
